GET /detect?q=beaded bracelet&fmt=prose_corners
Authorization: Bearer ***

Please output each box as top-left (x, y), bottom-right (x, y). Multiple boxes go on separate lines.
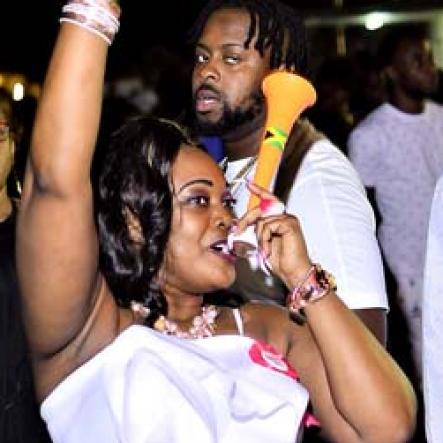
top-left (59, 0), bottom-right (121, 45)
top-left (286, 263), bottom-right (336, 324)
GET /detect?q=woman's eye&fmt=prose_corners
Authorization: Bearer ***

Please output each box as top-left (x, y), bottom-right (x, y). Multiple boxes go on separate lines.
top-left (188, 195), bottom-right (210, 206)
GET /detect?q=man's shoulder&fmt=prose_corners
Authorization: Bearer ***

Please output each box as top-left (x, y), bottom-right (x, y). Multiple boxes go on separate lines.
top-left (351, 104), bottom-right (391, 135)
top-left (426, 99), bottom-right (443, 117)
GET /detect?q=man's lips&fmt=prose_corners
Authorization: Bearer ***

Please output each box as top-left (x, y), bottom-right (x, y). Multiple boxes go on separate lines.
top-left (195, 87), bottom-right (221, 113)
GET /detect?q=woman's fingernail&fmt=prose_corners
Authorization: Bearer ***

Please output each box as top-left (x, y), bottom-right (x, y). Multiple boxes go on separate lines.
top-left (259, 198), bottom-right (273, 212)
top-left (258, 248), bottom-right (269, 260)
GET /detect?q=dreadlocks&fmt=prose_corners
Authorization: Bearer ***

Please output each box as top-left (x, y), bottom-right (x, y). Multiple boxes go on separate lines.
top-left (188, 0), bottom-right (309, 77)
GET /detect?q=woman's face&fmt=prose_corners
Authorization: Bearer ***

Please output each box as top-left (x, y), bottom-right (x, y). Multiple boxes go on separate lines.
top-left (160, 145), bottom-right (237, 294)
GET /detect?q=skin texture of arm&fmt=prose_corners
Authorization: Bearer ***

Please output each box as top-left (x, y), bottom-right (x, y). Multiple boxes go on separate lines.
top-left (16, 23), bottom-right (118, 398)
top-left (286, 296), bottom-right (415, 443)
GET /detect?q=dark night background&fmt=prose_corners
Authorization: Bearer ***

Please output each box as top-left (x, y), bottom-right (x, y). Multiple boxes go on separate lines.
top-left (1, 0), bottom-right (442, 82)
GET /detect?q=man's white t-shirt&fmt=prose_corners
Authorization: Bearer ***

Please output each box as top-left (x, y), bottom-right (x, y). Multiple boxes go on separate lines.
top-left (225, 138), bottom-right (388, 311)
top-left (349, 101), bottom-right (443, 310)
top-left (348, 101), bottom-right (443, 372)
top-left (423, 176), bottom-right (443, 443)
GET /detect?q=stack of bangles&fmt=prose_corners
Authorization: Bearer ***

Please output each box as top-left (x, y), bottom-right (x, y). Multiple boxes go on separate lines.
top-left (286, 263), bottom-right (337, 324)
top-left (59, 0), bottom-right (121, 45)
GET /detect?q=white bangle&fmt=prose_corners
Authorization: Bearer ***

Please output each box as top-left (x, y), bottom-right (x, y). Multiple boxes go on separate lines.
top-left (59, 0), bottom-right (121, 45)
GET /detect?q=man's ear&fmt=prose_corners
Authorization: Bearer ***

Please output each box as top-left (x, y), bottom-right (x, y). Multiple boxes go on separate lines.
top-left (123, 207), bottom-right (144, 245)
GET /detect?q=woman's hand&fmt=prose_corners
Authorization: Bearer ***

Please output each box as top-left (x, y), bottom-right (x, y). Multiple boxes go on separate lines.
top-left (236, 182), bottom-right (312, 289)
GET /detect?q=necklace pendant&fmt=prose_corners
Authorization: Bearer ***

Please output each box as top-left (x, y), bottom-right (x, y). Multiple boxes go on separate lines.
top-left (155, 305), bottom-right (219, 339)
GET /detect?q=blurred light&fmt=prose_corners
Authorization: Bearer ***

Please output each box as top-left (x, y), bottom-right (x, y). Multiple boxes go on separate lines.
top-left (12, 82), bottom-right (25, 101)
top-left (365, 12), bottom-right (386, 31)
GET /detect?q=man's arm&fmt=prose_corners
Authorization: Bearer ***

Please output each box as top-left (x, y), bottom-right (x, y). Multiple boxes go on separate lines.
top-left (355, 308), bottom-right (387, 346)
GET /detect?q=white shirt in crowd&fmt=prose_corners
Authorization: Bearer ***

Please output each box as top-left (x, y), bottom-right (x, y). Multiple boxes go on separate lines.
top-left (225, 138), bottom-right (388, 311)
top-left (423, 175), bottom-right (443, 443)
top-left (348, 100), bottom-right (443, 370)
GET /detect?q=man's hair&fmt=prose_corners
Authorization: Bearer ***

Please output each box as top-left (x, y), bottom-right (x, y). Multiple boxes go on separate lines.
top-left (377, 24), bottom-right (429, 69)
top-left (188, 0), bottom-right (309, 76)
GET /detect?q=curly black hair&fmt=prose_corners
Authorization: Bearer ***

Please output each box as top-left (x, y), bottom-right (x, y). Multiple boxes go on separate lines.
top-left (188, 0), bottom-right (309, 77)
top-left (97, 117), bottom-right (192, 326)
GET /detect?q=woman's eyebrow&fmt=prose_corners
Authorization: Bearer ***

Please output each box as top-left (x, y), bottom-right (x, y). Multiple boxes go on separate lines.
top-left (177, 179), bottom-right (213, 194)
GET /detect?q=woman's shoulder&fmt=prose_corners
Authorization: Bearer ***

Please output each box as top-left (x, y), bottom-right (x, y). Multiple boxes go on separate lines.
top-left (241, 302), bottom-right (299, 354)
top-left (242, 300), bottom-right (289, 318)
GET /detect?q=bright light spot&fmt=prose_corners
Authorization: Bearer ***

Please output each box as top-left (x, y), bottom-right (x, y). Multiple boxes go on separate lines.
top-left (365, 12), bottom-right (386, 31)
top-left (12, 82), bottom-right (25, 101)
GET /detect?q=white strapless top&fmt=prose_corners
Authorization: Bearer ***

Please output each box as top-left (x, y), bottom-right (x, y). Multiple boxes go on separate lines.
top-left (41, 325), bottom-right (309, 443)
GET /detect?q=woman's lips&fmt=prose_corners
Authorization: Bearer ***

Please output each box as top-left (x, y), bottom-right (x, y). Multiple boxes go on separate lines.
top-left (210, 240), bottom-right (237, 264)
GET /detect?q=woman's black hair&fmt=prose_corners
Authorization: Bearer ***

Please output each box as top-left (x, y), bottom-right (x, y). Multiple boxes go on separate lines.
top-left (97, 116), bottom-right (192, 326)
top-left (188, 0), bottom-right (309, 77)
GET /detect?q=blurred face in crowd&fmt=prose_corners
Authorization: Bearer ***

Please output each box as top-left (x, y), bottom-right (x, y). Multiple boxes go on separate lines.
top-left (0, 108), bottom-right (14, 189)
top-left (159, 145), bottom-right (237, 294)
top-left (388, 37), bottom-right (438, 99)
top-left (192, 8), bottom-right (269, 136)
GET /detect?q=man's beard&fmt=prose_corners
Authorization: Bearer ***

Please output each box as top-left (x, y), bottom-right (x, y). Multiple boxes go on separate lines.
top-left (192, 91), bottom-right (265, 137)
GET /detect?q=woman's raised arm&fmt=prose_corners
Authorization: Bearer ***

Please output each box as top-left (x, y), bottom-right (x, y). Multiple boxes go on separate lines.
top-left (17, 6), bottom-right (118, 360)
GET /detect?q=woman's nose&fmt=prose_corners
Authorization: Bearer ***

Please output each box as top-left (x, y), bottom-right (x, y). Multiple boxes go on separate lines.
top-left (215, 209), bottom-right (234, 232)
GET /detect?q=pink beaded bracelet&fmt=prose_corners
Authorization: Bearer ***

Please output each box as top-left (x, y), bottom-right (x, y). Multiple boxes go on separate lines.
top-left (286, 263), bottom-right (336, 324)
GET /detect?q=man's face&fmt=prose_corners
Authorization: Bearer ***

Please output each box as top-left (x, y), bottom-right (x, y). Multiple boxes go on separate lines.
top-left (389, 38), bottom-right (438, 99)
top-left (191, 8), bottom-right (270, 136)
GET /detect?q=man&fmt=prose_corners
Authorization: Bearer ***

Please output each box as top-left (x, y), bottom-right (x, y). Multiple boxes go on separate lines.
top-left (189, 0), bottom-right (388, 344)
top-left (348, 26), bottom-right (443, 375)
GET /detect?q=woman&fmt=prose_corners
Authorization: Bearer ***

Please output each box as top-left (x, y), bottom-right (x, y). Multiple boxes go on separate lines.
top-left (1, 94), bottom-right (50, 443)
top-left (17, 2), bottom-right (416, 442)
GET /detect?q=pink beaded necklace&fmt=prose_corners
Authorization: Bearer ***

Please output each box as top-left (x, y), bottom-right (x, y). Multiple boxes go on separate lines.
top-left (154, 305), bottom-right (219, 339)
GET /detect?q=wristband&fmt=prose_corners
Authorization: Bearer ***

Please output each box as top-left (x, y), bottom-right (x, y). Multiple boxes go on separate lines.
top-left (286, 263), bottom-right (336, 324)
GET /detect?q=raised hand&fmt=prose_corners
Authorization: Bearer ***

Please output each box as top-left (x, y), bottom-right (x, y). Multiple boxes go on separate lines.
top-left (235, 181), bottom-right (312, 290)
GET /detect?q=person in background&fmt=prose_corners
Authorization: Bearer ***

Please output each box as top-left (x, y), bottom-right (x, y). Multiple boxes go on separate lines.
top-left (189, 0), bottom-right (388, 345)
top-left (348, 25), bottom-right (443, 380)
top-left (422, 175), bottom-right (443, 443)
top-left (0, 90), bottom-right (50, 443)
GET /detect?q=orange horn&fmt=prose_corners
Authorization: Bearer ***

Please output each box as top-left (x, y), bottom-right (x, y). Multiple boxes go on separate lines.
top-left (247, 71), bottom-right (317, 209)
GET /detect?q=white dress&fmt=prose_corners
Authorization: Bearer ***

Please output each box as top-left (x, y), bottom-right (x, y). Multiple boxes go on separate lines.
top-left (41, 324), bottom-right (310, 443)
